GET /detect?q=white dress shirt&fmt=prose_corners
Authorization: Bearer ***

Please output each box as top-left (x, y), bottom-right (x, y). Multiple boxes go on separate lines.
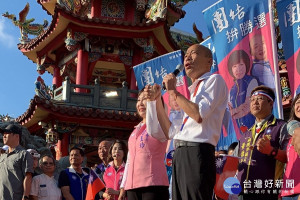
top-left (30, 173), bottom-right (61, 200)
top-left (147, 72), bottom-right (229, 146)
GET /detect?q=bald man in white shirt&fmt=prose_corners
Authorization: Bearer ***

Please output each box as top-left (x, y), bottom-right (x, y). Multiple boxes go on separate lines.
top-left (145, 44), bottom-right (229, 200)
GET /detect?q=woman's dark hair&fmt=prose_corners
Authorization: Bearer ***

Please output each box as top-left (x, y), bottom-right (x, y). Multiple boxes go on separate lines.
top-left (289, 93), bottom-right (300, 122)
top-left (109, 140), bottom-right (128, 163)
top-left (228, 142), bottom-right (238, 152)
top-left (227, 50), bottom-right (250, 79)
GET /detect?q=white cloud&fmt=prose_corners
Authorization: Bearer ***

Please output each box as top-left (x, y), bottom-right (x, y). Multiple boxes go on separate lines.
top-left (0, 17), bottom-right (16, 48)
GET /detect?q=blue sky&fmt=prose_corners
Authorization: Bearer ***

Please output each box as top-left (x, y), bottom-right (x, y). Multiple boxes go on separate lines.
top-left (0, 0), bottom-right (216, 118)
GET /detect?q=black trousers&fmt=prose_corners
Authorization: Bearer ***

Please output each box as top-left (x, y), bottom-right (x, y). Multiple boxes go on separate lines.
top-left (172, 143), bottom-right (216, 200)
top-left (127, 186), bottom-right (169, 200)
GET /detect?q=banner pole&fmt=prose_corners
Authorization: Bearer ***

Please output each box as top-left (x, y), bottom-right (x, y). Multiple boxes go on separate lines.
top-left (269, 0), bottom-right (284, 119)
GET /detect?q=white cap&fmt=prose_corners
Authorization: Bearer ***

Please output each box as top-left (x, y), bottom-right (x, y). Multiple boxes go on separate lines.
top-left (1, 145), bottom-right (9, 151)
top-left (27, 149), bottom-right (40, 158)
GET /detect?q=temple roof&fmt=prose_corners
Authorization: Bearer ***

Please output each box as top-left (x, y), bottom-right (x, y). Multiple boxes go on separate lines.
top-left (16, 95), bottom-right (140, 132)
top-left (17, 2), bottom-right (184, 72)
top-left (36, 0), bottom-right (186, 19)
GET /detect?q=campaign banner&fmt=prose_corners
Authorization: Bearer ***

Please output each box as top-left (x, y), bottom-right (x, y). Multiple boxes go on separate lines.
top-left (203, 0), bottom-right (283, 138)
top-left (133, 50), bottom-right (190, 110)
top-left (200, 37), bottom-right (219, 73)
top-left (277, 0), bottom-right (300, 96)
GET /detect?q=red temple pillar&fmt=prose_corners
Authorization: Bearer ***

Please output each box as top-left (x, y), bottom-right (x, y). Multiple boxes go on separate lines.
top-left (53, 66), bottom-right (62, 88)
top-left (61, 133), bottom-right (69, 157)
top-left (56, 140), bottom-right (62, 160)
top-left (55, 132), bottom-right (70, 160)
top-left (76, 48), bottom-right (89, 93)
top-left (91, 0), bottom-right (101, 18)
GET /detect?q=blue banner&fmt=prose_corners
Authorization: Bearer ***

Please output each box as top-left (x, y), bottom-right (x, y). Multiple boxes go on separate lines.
top-left (203, 0), bottom-right (270, 61)
top-left (203, 0), bottom-right (282, 135)
top-left (277, 0), bottom-right (300, 95)
top-left (133, 50), bottom-right (184, 95)
top-left (200, 37), bottom-right (219, 73)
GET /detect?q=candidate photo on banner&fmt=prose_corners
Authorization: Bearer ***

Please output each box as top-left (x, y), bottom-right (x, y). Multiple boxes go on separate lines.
top-left (201, 37), bottom-right (238, 148)
top-left (277, 0), bottom-right (300, 96)
top-left (203, 0), bottom-right (283, 138)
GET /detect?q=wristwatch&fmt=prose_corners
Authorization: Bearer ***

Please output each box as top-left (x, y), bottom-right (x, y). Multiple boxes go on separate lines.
top-left (269, 147), bottom-right (278, 157)
top-left (23, 196), bottom-right (29, 200)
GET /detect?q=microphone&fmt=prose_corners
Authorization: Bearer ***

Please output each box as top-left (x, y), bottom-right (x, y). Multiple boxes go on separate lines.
top-left (162, 64), bottom-right (184, 90)
top-left (287, 120), bottom-right (300, 135)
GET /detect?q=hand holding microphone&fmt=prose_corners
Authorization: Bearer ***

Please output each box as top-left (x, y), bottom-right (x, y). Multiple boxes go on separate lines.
top-left (162, 64), bottom-right (184, 91)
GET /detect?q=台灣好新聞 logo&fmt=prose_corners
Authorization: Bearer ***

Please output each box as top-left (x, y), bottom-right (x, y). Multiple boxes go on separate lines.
top-left (223, 177), bottom-right (242, 195)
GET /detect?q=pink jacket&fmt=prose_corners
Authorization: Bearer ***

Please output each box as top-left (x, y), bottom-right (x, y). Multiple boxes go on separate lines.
top-left (124, 123), bottom-right (169, 190)
top-left (281, 139), bottom-right (300, 197)
top-left (103, 162), bottom-right (125, 200)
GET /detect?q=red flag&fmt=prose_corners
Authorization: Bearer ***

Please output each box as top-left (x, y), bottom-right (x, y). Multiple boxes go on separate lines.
top-left (214, 155), bottom-right (239, 199)
top-left (85, 169), bottom-right (105, 200)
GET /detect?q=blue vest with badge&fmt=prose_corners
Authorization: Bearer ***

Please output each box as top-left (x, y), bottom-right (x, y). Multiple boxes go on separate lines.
top-left (65, 168), bottom-right (89, 200)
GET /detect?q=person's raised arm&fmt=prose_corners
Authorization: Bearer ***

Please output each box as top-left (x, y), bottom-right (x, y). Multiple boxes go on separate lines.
top-left (145, 84), bottom-right (169, 140)
top-left (145, 84), bottom-right (171, 139)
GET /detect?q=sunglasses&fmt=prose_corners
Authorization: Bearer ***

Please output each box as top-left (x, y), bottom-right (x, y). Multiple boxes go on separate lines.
top-left (42, 162), bottom-right (54, 166)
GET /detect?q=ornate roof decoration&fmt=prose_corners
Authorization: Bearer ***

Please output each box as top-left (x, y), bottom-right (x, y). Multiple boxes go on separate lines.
top-left (36, 0), bottom-right (185, 22)
top-left (16, 95), bottom-right (140, 128)
top-left (17, 4), bottom-right (169, 51)
top-left (170, 28), bottom-right (198, 52)
top-left (2, 3), bottom-right (48, 44)
top-left (57, 0), bottom-right (91, 17)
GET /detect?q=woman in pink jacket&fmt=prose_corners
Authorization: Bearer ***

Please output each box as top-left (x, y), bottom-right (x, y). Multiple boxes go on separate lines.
top-left (103, 140), bottom-right (128, 200)
top-left (119, 88), bottom-right (169, 200)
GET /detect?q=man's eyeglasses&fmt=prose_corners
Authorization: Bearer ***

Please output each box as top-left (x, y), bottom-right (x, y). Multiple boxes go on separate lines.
top-left (42, 162), bottom-right (54, 166)
top-left (250, 96), bottom-right (270, 102)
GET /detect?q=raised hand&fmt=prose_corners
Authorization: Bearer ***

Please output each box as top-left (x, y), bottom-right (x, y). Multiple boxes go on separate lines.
top-left (144, 84), bottom-right (161, 101)
top-left (162, 73), bottom-right (177, 91)
top-left (257, 135), bottom-right (272, 155)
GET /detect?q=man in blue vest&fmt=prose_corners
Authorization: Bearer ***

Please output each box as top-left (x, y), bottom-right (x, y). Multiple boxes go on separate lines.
top-left (237, 85), bottom-right (290, 200)
top-left (58, 147), bottom-right (90, 200)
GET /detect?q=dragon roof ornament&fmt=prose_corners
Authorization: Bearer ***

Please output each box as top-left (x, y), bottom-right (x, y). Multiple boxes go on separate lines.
top-left (2, 3), bottom-right (48, 44)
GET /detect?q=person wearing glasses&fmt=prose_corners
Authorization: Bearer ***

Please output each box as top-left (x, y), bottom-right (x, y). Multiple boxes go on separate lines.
top-left (0, 123), bottom-right (34, 200)
top-left (30, 155), bottom-right (61, 200)
top-left (237, 86), bottom-right (290, 200)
